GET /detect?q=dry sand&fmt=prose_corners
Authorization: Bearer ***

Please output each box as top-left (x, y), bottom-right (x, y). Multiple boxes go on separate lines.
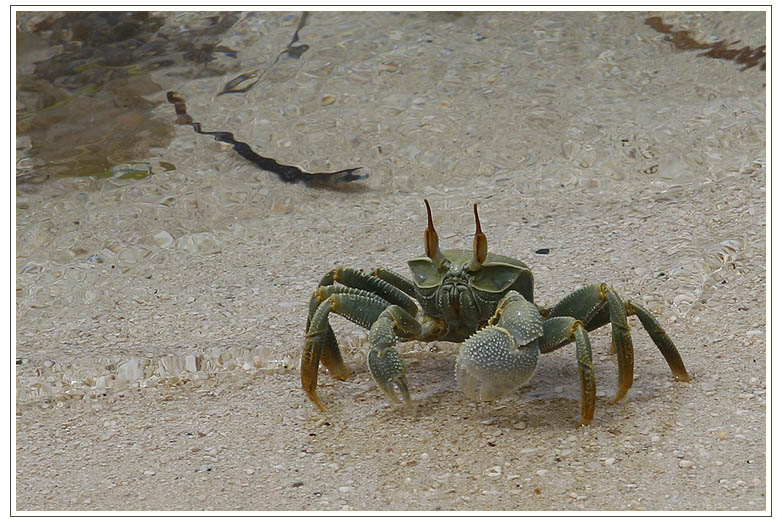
top-left (15, 11), bottom-right (766, 512)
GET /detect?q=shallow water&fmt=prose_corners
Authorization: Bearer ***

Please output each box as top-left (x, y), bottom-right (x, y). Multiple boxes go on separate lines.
top-left (15, 10), bottom-right (766, 512)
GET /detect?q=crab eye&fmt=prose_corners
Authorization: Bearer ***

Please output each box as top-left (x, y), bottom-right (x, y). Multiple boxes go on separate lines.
top-left (469, 262), bottom-right (522, 293)
top-left (407, 258), bottom-right (446, 288)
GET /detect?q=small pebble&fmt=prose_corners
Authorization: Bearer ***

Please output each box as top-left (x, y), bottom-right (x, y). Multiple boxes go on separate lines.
top-left (244, 468), bottom-right (255, 475)
top-left (604, 457), bottom-right (616, 465)
top-left (338, 486), bottom-right (354, 493)
top-left (535, 469), bottom-right (549, 476)
top-left (512, 421), bottom-right (527, 430)
top-left (153, 230), bottom-right (174, 248)
top-left (485, 466), bottom-right (502, 477)
top-left (321, 96), bottom-right (336, 106)
top-left (678, 460), bottom-right (695, 469)
top-left (379, 61), bottom-right (399, 73)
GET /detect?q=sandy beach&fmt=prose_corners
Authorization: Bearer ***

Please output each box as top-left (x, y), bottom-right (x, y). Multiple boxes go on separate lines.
top-left (15, 10), bottom-right (766, 512)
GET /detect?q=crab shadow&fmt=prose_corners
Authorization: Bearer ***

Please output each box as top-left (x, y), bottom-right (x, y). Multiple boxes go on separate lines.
top-left (331, 346), bottom-right (613, 429)
top-left (310, 335), bottom-right (687, 431)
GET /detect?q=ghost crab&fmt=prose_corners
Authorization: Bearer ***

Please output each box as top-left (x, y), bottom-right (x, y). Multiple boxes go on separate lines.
top-left (301, 200), bottom-right (690, 425)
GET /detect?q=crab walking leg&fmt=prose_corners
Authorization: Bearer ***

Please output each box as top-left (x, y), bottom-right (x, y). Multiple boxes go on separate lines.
top-left (602, 285), bottom-right (635, 403)
top-left (371, 267), bottom-right (418, 299)
top-left (320, 267), bottom-right (419, 315)
top-left (302, 289), bottom-right (394, 411)
top-left (628, 302), bottom-right (691, 382)
top-left (367, 305), bottom-right (422, 405)
top-left (548, 283), bottom-right (634, 404)
top-left (541, 317), bottom-right (596, 426)
top-left (548, 284), bottom-right (690, 394)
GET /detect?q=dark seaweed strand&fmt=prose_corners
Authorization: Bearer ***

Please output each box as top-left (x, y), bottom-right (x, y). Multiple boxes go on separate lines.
top-left (218, 12), bottom-right (311, 96)
top-left (166, 91), bottom-right (366, 186)
top-left (645, 16), bottom-right (765, 71)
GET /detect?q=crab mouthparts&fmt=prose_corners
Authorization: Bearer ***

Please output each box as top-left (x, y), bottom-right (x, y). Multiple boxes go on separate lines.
top-left (444, 282), bottom-right (469, 313)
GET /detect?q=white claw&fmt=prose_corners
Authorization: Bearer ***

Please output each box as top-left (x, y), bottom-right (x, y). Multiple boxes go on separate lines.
top-left (456, 326), bottom-right (540, 401)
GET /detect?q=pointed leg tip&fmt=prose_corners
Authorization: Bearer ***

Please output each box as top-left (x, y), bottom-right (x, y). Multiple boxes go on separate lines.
top-left (305, 390), bottom-right (328, 411)
top-left (674, 371), bottom-right (692, 383)
top-left (609, 388), bottom-right (628, 405)
top-left (328, 364), bottom-right (351, 381)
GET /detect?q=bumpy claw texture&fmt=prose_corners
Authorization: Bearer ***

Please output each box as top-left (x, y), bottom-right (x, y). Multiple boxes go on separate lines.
top-left (368, 348), bottom-right (410, 405)
top-left (456, 292), bottom-right (543, 401)
top-left (456, 327), bottom-right (541, 401)
top-left (366, 305), bottom-right (420, 406)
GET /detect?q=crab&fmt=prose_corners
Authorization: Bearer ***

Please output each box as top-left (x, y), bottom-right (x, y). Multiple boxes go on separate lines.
top-left (301, 200), bottom-right (690, 425)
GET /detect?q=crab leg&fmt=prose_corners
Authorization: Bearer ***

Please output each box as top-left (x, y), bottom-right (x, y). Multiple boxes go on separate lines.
top-left (317, 267), bottom-right (418, 315)
top-left (302, 288), bottom-right (394, 410)
top-left (628, 302), bottom-right (690, 382)
top-left (547, 283), bottom-right (690, 403)
top-left (303, 267), bottom-right (421, 410)
top-left (540, 317), bottom-right (596, 426)
top-left (367, 305), bottom-right (422, 405)
top-left (546, 284), bottom-right (633, 403)
top-left (371, 267), bottom-right (418, 299)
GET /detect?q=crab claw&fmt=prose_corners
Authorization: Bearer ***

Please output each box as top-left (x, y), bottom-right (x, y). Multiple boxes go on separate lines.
top-left (368, 348), bottom-right (411, 406)
top-left (456, 291), bottom-right (543, 401)
top-left (456, 326), bottom-right (540, 401)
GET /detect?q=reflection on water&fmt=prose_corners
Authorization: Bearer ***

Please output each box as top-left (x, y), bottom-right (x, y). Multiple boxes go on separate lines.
top-left (16, 11), bottom-right (241, 182)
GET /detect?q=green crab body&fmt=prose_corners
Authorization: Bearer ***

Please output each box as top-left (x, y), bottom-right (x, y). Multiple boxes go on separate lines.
top-left (301, 200), bottom-right (690, 425)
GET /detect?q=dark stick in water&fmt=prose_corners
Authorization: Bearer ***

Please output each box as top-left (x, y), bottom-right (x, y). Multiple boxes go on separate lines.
top-left (166, 91), bottom-right (367, 187)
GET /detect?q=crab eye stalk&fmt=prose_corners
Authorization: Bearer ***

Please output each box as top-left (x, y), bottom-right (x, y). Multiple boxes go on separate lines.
top-left (424, 199), bottom-right (448, 268)
top-left (467, 203), bottom-right (488, 272)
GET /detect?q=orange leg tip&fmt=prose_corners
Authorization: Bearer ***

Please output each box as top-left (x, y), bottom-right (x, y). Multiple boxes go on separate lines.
top-left (609, 388), bottom-right (628, 405)
top-left (325, 361), bottom-right (350, 381)
top-left (674, 371), bottom-right (692, 383)
top-left (305, 390), bottom-right (328, 412)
